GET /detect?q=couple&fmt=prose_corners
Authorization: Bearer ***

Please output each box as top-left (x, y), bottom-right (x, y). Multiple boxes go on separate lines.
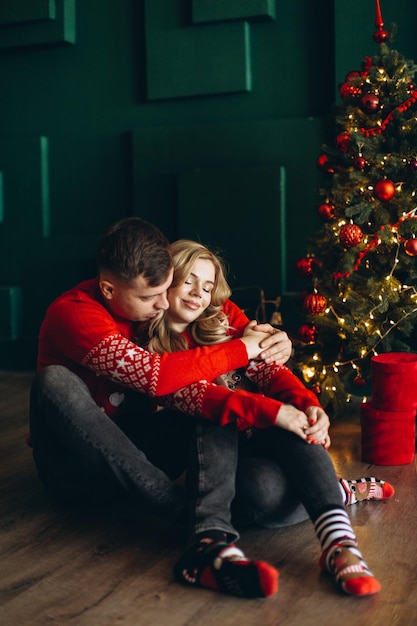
top-left (29, 217), bottom-right (394, 600)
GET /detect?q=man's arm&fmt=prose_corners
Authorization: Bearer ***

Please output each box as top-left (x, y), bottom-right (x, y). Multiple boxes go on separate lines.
top-left (40, 294), bottom-right (281, 398)
top-left (81, 331), bottom-right (274, 397)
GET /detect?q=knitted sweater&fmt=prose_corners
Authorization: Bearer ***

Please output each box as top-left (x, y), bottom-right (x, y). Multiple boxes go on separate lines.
top-left (37, 278), bottom-right (250, 418)
top-left (158, 300), bottom-right (321, 430)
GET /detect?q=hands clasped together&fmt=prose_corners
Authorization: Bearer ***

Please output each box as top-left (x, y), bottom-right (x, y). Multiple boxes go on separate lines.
top-left (275, 405), bottom-right (331, 449)
top-left (241, 320), bottom-right (292, 364)
top-left (241, 320), bottom-right (331, 449)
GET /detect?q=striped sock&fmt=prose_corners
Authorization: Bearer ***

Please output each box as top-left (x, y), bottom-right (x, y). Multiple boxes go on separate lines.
top-left (339, 477), bottom-right (395, 505)
top-left (315, 508), bottom-right (381, 596)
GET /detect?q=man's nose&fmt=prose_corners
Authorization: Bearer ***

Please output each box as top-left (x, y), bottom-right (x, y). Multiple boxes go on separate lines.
top-left (155, 293), bottom-right (169, 310)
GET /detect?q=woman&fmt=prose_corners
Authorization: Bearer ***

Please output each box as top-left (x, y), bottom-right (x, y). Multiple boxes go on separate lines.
top-left (145, 240), bottom-right (394, 599)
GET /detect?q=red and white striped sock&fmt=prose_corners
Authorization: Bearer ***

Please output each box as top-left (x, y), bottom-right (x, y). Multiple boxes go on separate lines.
top-left (339, 477), bottom-right (395, 505)
top-left (315, 508), bottom-right (380, 596)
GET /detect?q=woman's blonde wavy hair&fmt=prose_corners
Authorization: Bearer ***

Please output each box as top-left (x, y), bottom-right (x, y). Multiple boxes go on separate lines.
top-left (147, 239), bottom-right (233, 353)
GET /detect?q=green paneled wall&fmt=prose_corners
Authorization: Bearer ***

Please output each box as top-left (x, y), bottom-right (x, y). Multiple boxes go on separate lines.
top-left (145, 0), bottom-right (252, 99)
top-left (0, 0), bottom-right (75, 49)
top-left (0, 0), bottom-right (416, 369)
top-left (132, 117), bottom-right (324, 297)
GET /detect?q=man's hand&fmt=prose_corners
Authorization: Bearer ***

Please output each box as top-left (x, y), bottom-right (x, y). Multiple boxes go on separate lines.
top-left (240, 329), bottom-right (277, 361)
top-left (243, 320), bottom-right (292, 365)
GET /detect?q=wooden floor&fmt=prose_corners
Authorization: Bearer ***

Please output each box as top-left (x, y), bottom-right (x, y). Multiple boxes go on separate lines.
top-left (1, 372), bottom-right (417, 626)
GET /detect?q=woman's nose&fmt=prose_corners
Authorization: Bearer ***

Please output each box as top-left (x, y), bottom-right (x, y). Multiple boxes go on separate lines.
top-left (190, 282), bottom-right (203, 297)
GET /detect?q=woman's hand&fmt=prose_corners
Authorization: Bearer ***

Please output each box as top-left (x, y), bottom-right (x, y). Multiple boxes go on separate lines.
top-left (304, 406), bottom-right (331, 449)
top-left (275, 404), bottom-right (331, 449)
top-left (243, 320), bottom-right (292, 364)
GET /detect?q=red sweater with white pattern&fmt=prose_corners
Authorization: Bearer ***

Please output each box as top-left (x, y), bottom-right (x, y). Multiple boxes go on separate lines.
top-left (37, 278), bottom-right (250, 419)
top-left (158, 300), bottom-right (321, 430)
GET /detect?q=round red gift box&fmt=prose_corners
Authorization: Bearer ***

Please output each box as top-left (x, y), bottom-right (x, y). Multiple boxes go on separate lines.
top-left (371, 352), bottom-right (417, 411)
top-left (360, 402), bottom-right (416, 465)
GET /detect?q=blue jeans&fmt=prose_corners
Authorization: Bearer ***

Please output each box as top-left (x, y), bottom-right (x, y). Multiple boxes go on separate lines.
top-left (233, 427), bottom-right (344, 529)
top-left (30, 366), bottom-right (242, 537)
top-left (29, 366), bottom-right (343, 542)
top-left (29, 366), bottom-right (190, 523)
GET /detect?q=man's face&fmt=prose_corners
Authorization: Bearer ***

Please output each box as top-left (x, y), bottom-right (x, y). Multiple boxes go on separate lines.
top-left (99, 269), bottom-right (173, 322)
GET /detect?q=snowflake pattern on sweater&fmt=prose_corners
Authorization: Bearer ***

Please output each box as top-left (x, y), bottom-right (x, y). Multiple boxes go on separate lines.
top-left (83, 334), bottom-right (160, 396)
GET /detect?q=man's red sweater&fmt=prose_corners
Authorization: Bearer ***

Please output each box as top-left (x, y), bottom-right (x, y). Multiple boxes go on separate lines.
top-left (37, 278), bottom-right (250, 419)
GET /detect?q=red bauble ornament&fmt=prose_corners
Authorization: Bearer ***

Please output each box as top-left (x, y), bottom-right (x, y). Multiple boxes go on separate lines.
top-left (345, 71), bottom-right (361, 81)
top-left (361, 93), bottom-right (380, 113)
top-left (373, 29), bottom-right (389, 43)
top-left (339, 224), bottom-right (363, 248)
top-left (374, 179), bottom-right (395, 201)
top-left (336, 131), bottom-right (351, 153)
top-left (409, 160), bottom-right (417, 171)
top-left (404, 238), bottom-right (417, 256)
top-left (316, 154), bottom-right (335, 174)
top-left (311, 384), bottom-right (321, 395)
top-left (353, 376), bottom-right (366, 387)
top-left (298, 324), bottom-right (318, 344)
top-left (318, 202), bottom-right (335, 220)
top-left (304, 293), bottom-right (327, 315)
top-left (339, 82), bottom-right (362, 101)
top-left (353, 156), bottom-right (367, 170)
top-left (296, 258), bottom-right (314, 277)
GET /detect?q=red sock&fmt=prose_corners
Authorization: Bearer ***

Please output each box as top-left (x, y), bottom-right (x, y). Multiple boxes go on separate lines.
top-left (174, 539), bottom-right (279, 598)
top-left (339, 477), bottom-right (395, 505)
top-left (320, 542), bottom-right (381, 596)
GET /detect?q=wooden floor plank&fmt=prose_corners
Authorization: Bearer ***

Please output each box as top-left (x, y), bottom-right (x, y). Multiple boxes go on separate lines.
top-left (0, 372), bottom-right (416, 626)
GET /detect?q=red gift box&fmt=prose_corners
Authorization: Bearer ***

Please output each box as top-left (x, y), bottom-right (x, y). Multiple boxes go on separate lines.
top-left (371, 352), bottom-right (417, 411)
top-left (360, 401), bottom-right (416, 465)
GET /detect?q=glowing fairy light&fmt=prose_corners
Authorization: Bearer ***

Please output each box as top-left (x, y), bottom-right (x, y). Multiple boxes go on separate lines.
top-left (305, 367), bottom-right (316, 379)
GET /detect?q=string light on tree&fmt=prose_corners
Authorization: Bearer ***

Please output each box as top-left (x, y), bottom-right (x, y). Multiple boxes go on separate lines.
top-left (293, 0), bottom-right (417, 415)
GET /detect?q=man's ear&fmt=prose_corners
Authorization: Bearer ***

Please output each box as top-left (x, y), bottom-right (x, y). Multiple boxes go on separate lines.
top-left (99, 279), bottom-right (115, 301)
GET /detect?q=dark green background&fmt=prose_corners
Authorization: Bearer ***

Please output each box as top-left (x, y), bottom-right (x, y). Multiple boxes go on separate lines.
top-left (0, 0), bottom-right (416, 369)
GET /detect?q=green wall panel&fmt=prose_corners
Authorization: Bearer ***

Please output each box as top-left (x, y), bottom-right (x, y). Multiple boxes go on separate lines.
top-left (0, 286), bottom-right (23, 340)
top-left (132, 117), bottom-right (324, 298)
top-left (178, 165), bottom-right (286, 295)
top-left (0, 135), bottom-right (49, 240)
top-left (192, 0), bottom-right (276, 23)
top-left (0, 0), bottom-right (56, 24)
top-left (0, 0), bottom-right (75, 48)
top-left (145, 0), bottom-right (251, 100)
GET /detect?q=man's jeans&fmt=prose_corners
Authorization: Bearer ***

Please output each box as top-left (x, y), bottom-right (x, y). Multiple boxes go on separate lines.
top-left (29, 366), bottom-right (239, 538)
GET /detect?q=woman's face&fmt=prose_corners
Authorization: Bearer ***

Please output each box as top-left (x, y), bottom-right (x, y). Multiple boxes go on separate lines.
top-left (166, 257), bottom-right (216, 331)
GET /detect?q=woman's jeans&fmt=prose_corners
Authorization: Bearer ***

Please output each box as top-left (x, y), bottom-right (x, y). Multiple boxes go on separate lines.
top-left (29, 366), bottom-right (344, 542)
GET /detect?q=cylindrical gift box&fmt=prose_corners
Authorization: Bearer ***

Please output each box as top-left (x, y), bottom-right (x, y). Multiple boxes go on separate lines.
top-left (371, 352), bottom-right (417, 411)
top-left (360, 402), bottom-right (416, 465)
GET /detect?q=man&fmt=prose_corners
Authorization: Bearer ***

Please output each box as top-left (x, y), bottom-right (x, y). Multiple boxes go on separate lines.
top-left (29, 216), bottom-right (292, 599)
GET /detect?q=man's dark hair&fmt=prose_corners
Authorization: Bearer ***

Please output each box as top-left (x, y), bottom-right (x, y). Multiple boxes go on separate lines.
top-left (97, 217), bottom-right (173, 286)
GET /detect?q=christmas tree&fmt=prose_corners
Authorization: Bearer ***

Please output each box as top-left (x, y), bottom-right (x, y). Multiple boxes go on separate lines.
top-left (293, 0), bottom-right (417, 416)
